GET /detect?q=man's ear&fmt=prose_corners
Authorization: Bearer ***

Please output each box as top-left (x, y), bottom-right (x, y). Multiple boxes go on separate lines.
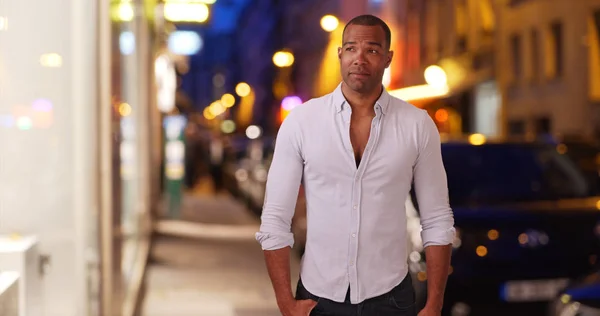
top-left (385, 50), bottom-right (394, 68)
top-left (338, 47), bottom-right (342, 60)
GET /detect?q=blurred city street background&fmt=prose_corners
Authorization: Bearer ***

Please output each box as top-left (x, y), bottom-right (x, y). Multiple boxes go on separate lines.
top-left (2, 0), bottom-right (600, 315)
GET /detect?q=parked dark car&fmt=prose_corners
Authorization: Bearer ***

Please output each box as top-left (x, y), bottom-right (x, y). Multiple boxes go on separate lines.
top-left (409, 140), bottom-right (600, 316)
top-left (223, 136), bottom-right (275, 212)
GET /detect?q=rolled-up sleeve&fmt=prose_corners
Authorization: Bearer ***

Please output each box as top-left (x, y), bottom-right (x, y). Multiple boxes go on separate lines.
top-left (413, 110), bottom-right (455, 248)
top-left (255, 113), bottom-right (304, 250)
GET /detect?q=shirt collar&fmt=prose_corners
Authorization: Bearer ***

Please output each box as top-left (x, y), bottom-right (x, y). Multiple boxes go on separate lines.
top-left (332, 82), bottom-right (390, 114)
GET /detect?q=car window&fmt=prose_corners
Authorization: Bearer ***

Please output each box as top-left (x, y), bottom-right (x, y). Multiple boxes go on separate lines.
top-left (441, 143), bottom-right (600, 206)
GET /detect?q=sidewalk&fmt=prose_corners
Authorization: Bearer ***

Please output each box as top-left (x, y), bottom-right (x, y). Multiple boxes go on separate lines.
top-left (141, 178), bottom-right (301, 316)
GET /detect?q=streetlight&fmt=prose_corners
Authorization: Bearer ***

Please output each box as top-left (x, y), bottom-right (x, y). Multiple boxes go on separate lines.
top-left (468, 133), bottom-right (486, 146)
top-left (273, 51), bottom-right (295, 68)
top-left (221, 120), bottom-right (236, 133)
top-left (280, 96), bottom-right (302, 123)
top-left (320, 15), bottom-right (339, 32)
top-left (119, 103), bottom-right (132, 117)
top-left (117, 2), bottom-right (134, 21)
top-left (203, 107), bottom-right (215, 120)
top-left (424, 65), bottom-right (447, 89)
top-left (246, 125), bottom-right (262, 139)
top-left (164, 2), bottom-right (210, 23)
top-left (208, 101), bottom-right (226, 117)
top-left (235, 82), bottom-right (251, 97)
top-left (221, 93), bottom-right (235, 108)
top-left (281, 96), bottom-right (302, 111)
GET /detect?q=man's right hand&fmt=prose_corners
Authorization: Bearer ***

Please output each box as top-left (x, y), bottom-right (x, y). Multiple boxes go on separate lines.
top-left (280, 299), bottom-right (318, 316)
top-left (263, 248), bottom-right (316, 315)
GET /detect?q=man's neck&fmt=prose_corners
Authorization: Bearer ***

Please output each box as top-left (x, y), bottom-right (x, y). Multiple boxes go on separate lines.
top-left (341, 82), bottom-right (383, 115)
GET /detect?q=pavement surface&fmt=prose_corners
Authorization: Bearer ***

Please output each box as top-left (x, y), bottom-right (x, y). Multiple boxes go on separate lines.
top-left (141, 178), bottom-right (300, 316)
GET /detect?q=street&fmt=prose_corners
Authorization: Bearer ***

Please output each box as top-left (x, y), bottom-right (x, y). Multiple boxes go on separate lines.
top-left (141, 180), bottom-right (300, 316)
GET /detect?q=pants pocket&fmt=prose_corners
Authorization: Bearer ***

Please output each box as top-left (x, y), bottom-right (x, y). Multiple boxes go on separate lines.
top-left (296, 280), bottom-right (333, 315)
top-left (388, 275), bottom-right (417, 311)
top-left (296, 279), bottom-right (318, 301)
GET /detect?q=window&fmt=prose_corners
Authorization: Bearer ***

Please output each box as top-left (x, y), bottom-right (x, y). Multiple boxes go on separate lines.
top-left (545, 21), bottom-right (563, 79)
top-left (589, 9), bottom-right (600, 101)
top-left (441, 143), bottom-right (600, 205)
top-left (534, 117), bottom-right (552, 135)
top-left (551, 22), bottom-right (564, 77)
top-left (455, 0), bottom-right (468, 54)
top-left (595, 9), bottom-right (600, 36)
top-left (457, 36), bottom-right (467, 53)
top-left (508, 120), bottom-right (526, 136)
top-left (510, 34), bottom-right (522, 81)
top-left (530, 29), bottom-right (539, 82)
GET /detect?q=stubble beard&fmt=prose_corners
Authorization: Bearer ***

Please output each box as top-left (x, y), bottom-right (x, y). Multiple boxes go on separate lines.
top-left (346, 76), bottom-right (379, 94)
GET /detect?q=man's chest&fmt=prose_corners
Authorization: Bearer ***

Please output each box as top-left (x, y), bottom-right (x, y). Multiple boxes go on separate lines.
top-left (301, 121), bottom-right (418, 183)
top-left (349, 116), bottom-right (373, 163)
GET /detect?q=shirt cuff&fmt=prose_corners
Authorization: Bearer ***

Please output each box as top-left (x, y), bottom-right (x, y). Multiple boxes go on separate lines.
top-left (255, 231), bottom-right (295, 250)
top-left (421, 226), bottom-right (456, 248)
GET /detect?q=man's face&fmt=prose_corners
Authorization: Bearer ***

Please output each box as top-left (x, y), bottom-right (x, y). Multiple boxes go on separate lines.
top-left (338, 24), bottom-right (393, 94)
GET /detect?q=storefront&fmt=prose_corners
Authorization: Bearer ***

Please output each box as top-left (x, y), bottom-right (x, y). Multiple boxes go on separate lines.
top-left (390, 55), bottom-right (501, 139)
top-left (0, 0), bottom-right (161, 315)
top-left (109, 0), bottom-right (162, 315)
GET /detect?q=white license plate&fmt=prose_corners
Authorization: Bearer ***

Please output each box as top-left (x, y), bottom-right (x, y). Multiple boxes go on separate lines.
top-left (501, 278), bottom-right (569, 302)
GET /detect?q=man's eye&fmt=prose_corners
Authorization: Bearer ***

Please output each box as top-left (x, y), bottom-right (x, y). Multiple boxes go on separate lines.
top-left (346, 47), bottom-right (355, 51)
top-left (370, 50), bottom-right (378, 54)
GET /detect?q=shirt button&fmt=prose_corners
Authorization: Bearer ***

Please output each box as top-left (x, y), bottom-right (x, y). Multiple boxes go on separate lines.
top-left (349, 261), bottom-right (354, 266)
top-left (353, 205), bottom-right (357, 209)
top-left (352, 233), bottom-right (356, 238)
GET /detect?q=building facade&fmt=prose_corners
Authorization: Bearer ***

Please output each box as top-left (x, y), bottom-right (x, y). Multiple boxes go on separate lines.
top-left (378, 0), bottom-right (600, 139)
top-left (383, 0), bottom-right (501, 137)
top-left (495, 0), bottom-right (600, 139)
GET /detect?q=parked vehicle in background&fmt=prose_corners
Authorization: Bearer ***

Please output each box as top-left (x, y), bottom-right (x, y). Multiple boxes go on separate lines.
top-left (415, 139), bottom-right (600, 316)
top-left (223, 136), bottom-right (274, 213)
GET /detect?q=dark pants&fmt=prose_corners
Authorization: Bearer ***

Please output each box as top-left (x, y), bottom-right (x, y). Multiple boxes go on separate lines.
top-left (295, 274), bottom-right (417, 316)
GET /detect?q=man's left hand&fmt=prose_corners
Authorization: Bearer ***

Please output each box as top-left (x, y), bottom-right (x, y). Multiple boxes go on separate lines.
top-left (417, 306), bottom-right (441, 316)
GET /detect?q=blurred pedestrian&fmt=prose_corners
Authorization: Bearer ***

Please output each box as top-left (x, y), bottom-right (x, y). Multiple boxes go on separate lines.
top-left (209, 131), bottom-right (225, 193)
top-left (256, 14), bottom-right (455, 316)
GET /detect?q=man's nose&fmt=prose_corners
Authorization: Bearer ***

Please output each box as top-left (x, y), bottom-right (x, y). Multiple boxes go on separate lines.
top-left (353, 51), bottom-right (367, 65)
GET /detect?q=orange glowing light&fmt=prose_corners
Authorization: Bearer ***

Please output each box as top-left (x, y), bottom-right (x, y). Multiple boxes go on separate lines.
top-left (435, 109), bottom-right (449, 122)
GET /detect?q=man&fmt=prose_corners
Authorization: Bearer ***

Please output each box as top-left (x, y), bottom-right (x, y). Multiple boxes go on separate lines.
top-left (256, 14), bottom-right (455, 316)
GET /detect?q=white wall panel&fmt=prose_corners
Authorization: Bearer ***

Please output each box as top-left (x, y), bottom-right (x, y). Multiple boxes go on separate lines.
top-left (0, 0), bottom-right (100, 315)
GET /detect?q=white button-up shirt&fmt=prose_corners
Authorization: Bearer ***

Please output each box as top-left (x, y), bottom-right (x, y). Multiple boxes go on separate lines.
top-left (256, 83), bottom-right (455, 304)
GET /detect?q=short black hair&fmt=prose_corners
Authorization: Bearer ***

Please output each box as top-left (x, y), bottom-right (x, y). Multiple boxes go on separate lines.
top-left (343, 14), bottom-right (392, 49)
